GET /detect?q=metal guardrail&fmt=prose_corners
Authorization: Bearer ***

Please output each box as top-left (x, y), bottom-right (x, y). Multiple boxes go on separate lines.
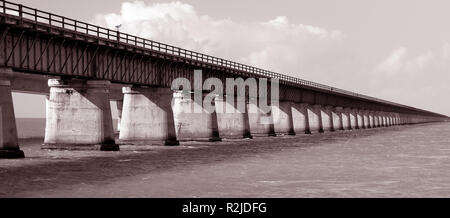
top-left (0, 0), bottom-right (440, 114)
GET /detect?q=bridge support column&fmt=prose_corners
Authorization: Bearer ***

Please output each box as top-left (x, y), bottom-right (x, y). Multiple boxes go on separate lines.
top-left (342, 108), bottom-right (352, 130)
top-left (362, 110), bottom-right (369, 128)
top-left (172, 91), bottom-right (221, 141)
top-left (118, 87), bottom-right (179, 145)
top-left (382, 114), bottom-right (387, 127)
top-left (43, 79), bottom-right (118, 151)
top-left (368, 111), bottom-right (374, 128)
top-left (379, 113), bottom-right (384, 127)
top-left (0, 79), bottom-right (25, 158)
top-left (291, 103), bottom-right (311, 134)
top-left (272, 101), bottom-right (295, 135)
top-left (349, 108), bottom-right (358, 129)
top-left (378, 113), bottom-right (383, 127)
top-left (116, 100), bottom-right (123, 132)
top-left (333, 107), bottom-right (344, 131)
top-left (373, 112), bottom-right (379, 127)
top-left (247, 98), bottom-right (276, 137)
top-left (355, 109), bottom-right (364, 129)
top-left (321, 105), bottom-right (334, 132)
top-left (307, 105), bottom-right (323, 133)
top-left (215, 95), bottom-right (252, 139)
top-left (373, 111), bottom-right (378, 128)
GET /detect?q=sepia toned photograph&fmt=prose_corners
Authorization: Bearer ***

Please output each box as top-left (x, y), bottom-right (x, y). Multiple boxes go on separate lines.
top-left (0, 0), bottom-right (449, 210)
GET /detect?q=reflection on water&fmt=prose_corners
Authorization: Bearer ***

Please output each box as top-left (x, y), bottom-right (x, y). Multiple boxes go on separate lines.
top-left (1, 122), bottom-right (450, 197)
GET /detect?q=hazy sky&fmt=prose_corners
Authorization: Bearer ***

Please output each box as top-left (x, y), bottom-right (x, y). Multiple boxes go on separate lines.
top-left (12, 0), bottom-right (450, 117)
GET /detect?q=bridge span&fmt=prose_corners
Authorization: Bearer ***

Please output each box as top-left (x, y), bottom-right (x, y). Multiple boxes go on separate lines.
top-left (0, 0), bottom-right (447, 158)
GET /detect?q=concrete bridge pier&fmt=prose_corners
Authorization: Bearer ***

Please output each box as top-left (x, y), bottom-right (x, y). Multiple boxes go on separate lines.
top-left (321, 105), bottom-right (335, 132)
top-left (390, 114), bottom-right (395, 125)
top-left (307, 105), bottom-right (323, 133)
top-left (382, 113), bottom-right (386, 126)
top-left (342, 108), bottom-right (352, 130)
top-left (381, 114), bottom-right (387, 127)
top-left (115, 100), bottom-right (123, 132)
top-left (43, 79), bottom-right (118, 151)
top-left (379, 113), bottom-right (383, 127)
top-left (247, 98), bottom-right (276, 137)
top-left (373, 112), bottom-right (380, 127)
top-left (291, 103), bottom-right (311, 134)
top-left (395, 114), bottom-right (400, 125)
top-left (332, 107), bottom-right (344, 131)
top-left (0, 78), bottom-right (25, 158)
top-left (386, 114), bottom-right (391, 126)
top-left (349, 108), bottom-right (358, 129)
top-left (272, 101), bottom-right (295, 136)
top-left (355, 109), bottom-right (364, 129)
top-left (118, 87), bottom-right (179, 145)
top-left (374, 113), bottom-right (380, 127)
top-left (377, 113), bottom-right (383, 127)
top-left (215, 95), bottom-right (252, 139)
top-left (172, 91), bottom-right (221, 141)
top-left (368, 111), bottom-right (374, 128)
top-left (388, 114), bottom-right (393, 126)
top-left (362, 110), bottom-right (369, 129)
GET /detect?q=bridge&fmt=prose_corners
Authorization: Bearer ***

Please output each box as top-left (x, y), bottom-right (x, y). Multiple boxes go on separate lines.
top-left (0, 0), bottom-right (447, 158)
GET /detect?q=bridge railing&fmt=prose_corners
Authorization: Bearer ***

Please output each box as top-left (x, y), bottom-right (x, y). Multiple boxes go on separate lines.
top-left (0, 0), bottom-right (430, 112)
